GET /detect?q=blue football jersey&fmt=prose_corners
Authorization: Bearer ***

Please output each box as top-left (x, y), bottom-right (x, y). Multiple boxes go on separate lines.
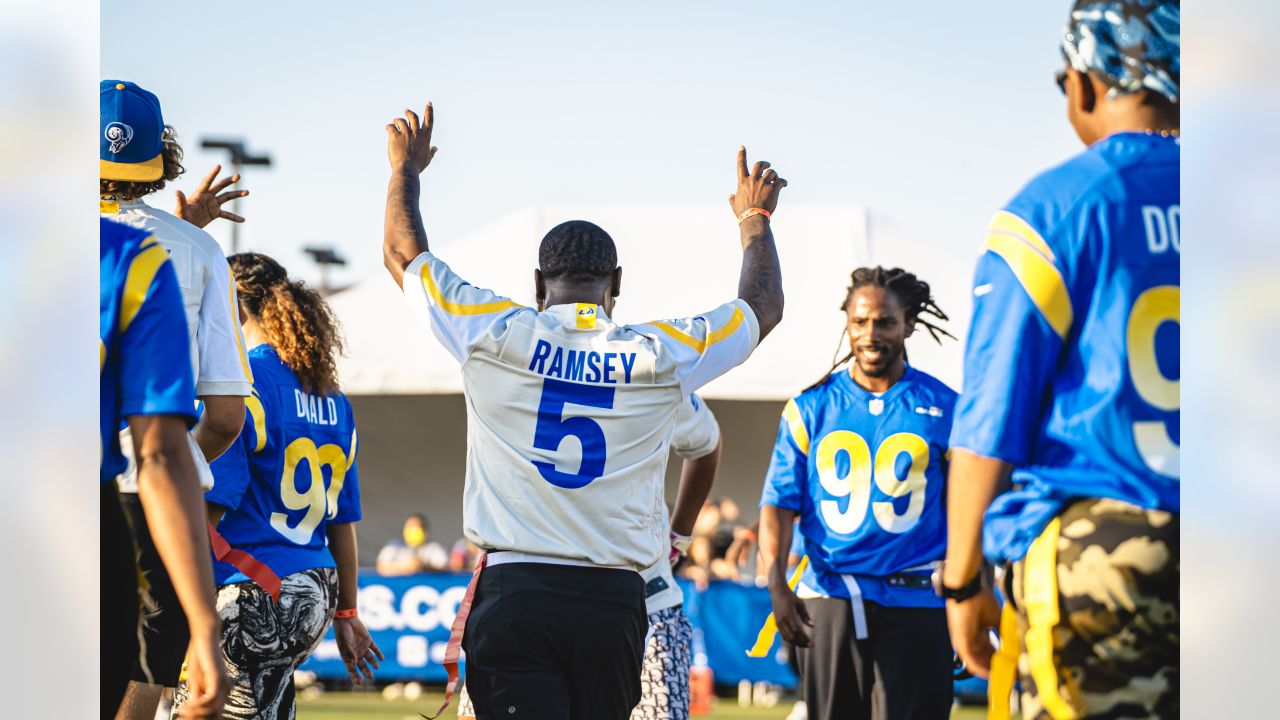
top-left (761, 366), bottom-right (957, 607)
top-left (207, 345), bottom-right (362, 584)
top-left (950, 132), bottom-right (1180, 565)
top-left (100, 218), bottom-right (197, 483)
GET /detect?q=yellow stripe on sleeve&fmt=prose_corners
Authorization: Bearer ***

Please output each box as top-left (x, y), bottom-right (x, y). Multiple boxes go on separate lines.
top-left (227, 266), bottom-right (254, 383)
top-left (245, 391), bottom-right (267, 453)
top-left (419, 263), bottom-right (519, 316)
top-left (782, 399), bottom-right (810, 455)
top-left (982, 231), bottom-right (1074, 340)
top-left (988, 210), bottom-right (1055, 261)
top-left (746, 555), bottom-right (810, 657)
top-left (1023, 517), bottom-right (1081, 719)
top-left (118, 240), bottom-right (170, 333)
top-left (649, 306), bottom-right (746, 354)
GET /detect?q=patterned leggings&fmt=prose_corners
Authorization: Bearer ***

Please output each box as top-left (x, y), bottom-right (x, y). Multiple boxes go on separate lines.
top-left (629, 606), bottom-right (693, 720)
top-left (173, 567), bottom-right (337, 720)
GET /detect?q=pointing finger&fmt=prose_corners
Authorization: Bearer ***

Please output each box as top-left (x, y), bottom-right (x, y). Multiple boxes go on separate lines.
top-left (423, 101), bottom-right (434, 131)
top-left (736, 146), bottom-right (748, 180)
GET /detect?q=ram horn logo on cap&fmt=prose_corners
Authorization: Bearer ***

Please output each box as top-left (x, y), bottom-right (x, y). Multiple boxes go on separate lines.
top-left (105, 122), bottom-right (134, 154)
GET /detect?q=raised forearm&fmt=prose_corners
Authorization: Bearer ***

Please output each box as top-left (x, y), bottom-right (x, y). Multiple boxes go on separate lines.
top-left (382, 165), bottom-right (429, 288)
top-left (758, 504), bottom-right (796, 591)
top-left (737, 216), bottom-right (783, 340)
top-left (670, 439), bottom-right (721, 536)
top-left (943, 449), bottom-right (1013, 587)
top-left (327, 522), bottom-right (361, 610)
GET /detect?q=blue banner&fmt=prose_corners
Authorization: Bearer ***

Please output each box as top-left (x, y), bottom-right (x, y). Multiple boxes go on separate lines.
top-left (300, 571), bottom-right (985, 701)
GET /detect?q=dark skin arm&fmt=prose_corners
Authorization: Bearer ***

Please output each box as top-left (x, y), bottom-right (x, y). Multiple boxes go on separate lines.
top-left (191, 394), bottom-right (243, 463)
top-left (943, 449), bottom-right (1013, 679)
top-left (758, 504), bottom-right (812, 647)
top-left (729, 146), bottom-right (786, 340)
top-left (128, 414), bottom-right (229, 718)
top-left (669, 437), bottom-right (722, 537)
top-left (382, 104), bottom-right (438, 289)
top-left (326, 522), bottom-right (384, 684)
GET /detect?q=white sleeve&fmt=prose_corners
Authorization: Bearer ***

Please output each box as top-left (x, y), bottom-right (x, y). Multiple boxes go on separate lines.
top-left (195, 253), bottom-right (254, 396)
top-left (636, 298), bottom-right (760, 395)
top-left (402, 252), bottom-right (528, 364)
top-left (670, 393), bottom-right (721, 459)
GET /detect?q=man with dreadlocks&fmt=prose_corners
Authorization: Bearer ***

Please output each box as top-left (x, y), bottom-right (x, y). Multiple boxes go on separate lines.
top-left (757, 266), bottom-right (957, 720)
top-left (943, 2), bottom-right (1179, 718)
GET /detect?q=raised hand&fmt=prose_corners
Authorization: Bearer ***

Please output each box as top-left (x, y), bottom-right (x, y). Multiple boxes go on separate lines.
top-left (386, 102), bottom-right (439, 174)
top-left (174, 164), bottom-right (249, 228)
top-left (728, 146), bottom-right (788, 218)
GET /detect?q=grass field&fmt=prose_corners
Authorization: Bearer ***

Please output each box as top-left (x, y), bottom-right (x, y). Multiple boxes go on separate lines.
top-left (296, 691), bottom-right (990, 719)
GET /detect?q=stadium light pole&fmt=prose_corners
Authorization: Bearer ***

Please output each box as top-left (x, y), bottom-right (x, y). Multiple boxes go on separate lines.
top-left (199, 138), bottom-right (272, 254)
top-left (303, 245), bottom-right (348, 295)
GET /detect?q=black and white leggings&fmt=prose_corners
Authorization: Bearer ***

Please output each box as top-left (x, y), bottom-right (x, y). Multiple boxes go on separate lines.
top-left (172, 567), bottom-right (337, 720)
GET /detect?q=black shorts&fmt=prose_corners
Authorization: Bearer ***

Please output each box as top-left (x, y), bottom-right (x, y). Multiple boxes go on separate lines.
top-left (101, 483), bottom-right (140, 719)
top-left (118, 492), bottom-right (191, 686)
top-left (462, 562), bottom-right (647, 720)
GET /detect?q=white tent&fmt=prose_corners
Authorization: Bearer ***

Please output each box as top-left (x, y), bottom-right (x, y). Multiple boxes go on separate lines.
top-left (330, 205), bottom-right (972, 400)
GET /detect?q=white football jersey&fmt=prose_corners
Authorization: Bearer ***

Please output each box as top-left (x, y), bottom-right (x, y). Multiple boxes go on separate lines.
top-left (103, 196), bottom-right (254, 491)
top-left (642, 393), bottom-right (721, 614)
top-left (403, 252), bottom-right (758, 570)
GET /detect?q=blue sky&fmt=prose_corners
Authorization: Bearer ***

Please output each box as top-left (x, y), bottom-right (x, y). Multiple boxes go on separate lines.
top-left (103, 0), bottom-right (1081, 287)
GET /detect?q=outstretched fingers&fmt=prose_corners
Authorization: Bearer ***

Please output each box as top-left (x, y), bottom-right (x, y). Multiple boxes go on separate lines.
top-left (737, 146), bottom-right (749, 181)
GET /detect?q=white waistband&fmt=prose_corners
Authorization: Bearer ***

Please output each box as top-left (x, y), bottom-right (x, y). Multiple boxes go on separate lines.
top-left (484, 551), bottom-right (632, 571)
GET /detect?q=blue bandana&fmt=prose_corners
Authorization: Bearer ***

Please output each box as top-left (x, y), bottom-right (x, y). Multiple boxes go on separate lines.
top-left (1062, 0), bottom-right (1180, 102)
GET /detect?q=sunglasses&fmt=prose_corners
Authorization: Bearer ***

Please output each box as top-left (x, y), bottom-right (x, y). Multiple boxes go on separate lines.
top-left (1055, 68), bottom-right (1069, 95)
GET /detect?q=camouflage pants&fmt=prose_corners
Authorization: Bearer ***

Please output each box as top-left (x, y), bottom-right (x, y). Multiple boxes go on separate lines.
top-left (996, 498), bottom-right (1179, 719)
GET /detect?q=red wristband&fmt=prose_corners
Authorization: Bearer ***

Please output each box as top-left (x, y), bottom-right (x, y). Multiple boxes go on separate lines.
top-left (334, 608), bottom-right (358, 619)
top-left (737, 207), bottom-right (771, 224)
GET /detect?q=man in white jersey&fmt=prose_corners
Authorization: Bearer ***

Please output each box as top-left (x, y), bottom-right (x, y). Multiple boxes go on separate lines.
top-left (382, 101), bottom-right (785, 720)
top-left (99, 79), bottom-right (254, 720)
top-left (459, 394), bottom-right (721, 720)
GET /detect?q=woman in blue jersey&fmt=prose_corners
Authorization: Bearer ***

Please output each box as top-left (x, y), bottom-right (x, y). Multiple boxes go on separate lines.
top-left (758, 267), bottom-right (957, 720)
top-left (173, 253), bottom-right (382, 719)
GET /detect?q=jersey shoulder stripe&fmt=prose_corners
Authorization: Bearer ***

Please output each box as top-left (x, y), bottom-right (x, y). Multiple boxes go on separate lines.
top-left (419, 261), bottom-right (521, 316)
top-left (981, 211), bottom-right (1073, 339)
top-left (119, 238), bottom-right (169, 333)
top-left (781, 398), bottom-right (810, 455)
top-left (645, 304), bottom-right (746, 353)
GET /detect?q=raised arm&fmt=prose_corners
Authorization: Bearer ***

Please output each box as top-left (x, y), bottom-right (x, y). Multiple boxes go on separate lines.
top-left (383, 103), bottom-right (440, 289)
top-left (729, 146), bottom-right (786, 340)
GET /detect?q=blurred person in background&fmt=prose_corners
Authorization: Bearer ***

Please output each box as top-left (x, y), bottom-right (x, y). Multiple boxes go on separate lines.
top-left (759, 267), bottom-right (958, 720)
top-left (101, 218), bottom-right (228, 719)
top-left (377, 512), bottom-right (450, 575)
top-left (174, 254), bottom-right (382, 717)
top-left (449, 537), bottom-right (483, 572)
top-left (100, 78), bottom-right (254, 720)
top-left (944, 2), bottom-right (1180, 718)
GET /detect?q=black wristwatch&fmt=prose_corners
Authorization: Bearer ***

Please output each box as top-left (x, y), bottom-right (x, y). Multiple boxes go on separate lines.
top-left (931, 562), bottom-right (984, 602)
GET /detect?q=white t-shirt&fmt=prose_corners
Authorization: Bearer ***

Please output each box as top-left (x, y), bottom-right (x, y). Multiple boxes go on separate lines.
top-left (402, 252), bottom-right (758, 570)
top-left (640, 393), bottom-right (720, 614)
top-left (103, 195), bottom-right (253, 491)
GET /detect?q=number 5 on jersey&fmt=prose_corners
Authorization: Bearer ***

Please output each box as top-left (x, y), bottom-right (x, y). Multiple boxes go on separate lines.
top-left (532, 378), bottom-right (615, 489)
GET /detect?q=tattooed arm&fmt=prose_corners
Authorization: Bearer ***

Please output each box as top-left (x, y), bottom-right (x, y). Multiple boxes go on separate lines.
top-left (383, 103), bottom-right (439, 289)
top-left (729, 146), bottom-right (786, 340)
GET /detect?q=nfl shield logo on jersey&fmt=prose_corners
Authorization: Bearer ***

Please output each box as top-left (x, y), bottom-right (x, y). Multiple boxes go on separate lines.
top-left (868, 398), bottom-right (884, 416)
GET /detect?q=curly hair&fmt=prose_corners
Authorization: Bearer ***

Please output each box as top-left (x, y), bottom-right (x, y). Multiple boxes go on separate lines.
top-left (806, 266), bottom-right (954, 391)
top-left (229, 253), bottom-right (345, 396)
top-left (99, 124), bottom-right (185, 201)
top-left (538, 220), bottom-right (618, 283)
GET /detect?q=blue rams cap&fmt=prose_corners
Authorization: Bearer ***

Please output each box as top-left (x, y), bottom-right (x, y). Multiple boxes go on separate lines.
top-left (1062, 0), bottom-right (1180, 102)
top-left (100, 79), bottom-right (165, 181)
